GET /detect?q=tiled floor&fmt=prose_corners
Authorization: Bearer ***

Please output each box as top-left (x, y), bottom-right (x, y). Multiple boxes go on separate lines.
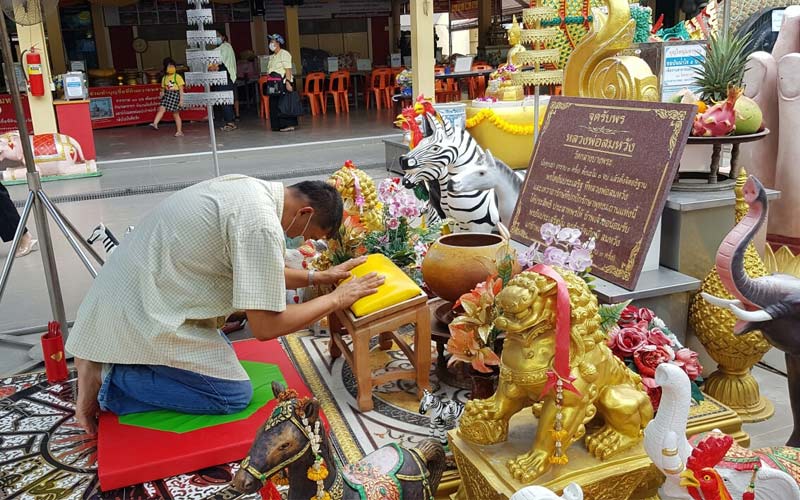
top-left (0, 109), bottom-right (794, 452)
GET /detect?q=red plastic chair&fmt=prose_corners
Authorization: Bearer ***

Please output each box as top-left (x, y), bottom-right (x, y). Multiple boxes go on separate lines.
top-left (435, 66), bottom-right (460, 103)
top-left (326, 70), bottom-right (350, 114)
top-left (301, 72), bottom-right (326, 116)
top-left (366, 68), bottom-right (392, 109)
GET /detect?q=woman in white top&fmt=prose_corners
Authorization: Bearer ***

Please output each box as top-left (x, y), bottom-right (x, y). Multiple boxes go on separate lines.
top-left (267, 34), bottom-right (298, 132)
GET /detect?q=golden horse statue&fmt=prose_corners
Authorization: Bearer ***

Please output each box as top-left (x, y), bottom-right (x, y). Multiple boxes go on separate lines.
top-left (562, 0), bottom-right (659, 101)
top-left (458, 269), bottom-right (654, 483)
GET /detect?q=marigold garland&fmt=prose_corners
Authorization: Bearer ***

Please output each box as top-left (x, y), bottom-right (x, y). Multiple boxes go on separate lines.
top-left (466, 108), bottom-right (536, 136)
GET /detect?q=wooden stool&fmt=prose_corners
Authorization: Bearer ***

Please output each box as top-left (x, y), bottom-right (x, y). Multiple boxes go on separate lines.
top-left (328, 294), bottom-right (432, 412)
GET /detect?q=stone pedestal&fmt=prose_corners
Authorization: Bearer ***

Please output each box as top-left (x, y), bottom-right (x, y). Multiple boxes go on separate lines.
top-left (449, 394), bottom-right (746, 500)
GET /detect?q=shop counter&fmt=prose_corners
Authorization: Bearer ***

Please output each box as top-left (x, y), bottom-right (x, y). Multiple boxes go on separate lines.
top-left (89, 85), bottom-right (207, 129)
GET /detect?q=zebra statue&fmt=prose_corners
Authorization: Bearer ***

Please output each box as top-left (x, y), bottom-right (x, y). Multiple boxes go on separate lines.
top-left (418, 389), bottom-right (465, 445)
top-left (399, 112), bottom-right (500, 232)
top-left (87, 223), bottom-right (134, 256)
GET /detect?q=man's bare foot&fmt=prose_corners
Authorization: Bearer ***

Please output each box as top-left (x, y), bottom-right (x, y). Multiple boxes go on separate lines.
top-left (75, 357), bottom-right (103, 434)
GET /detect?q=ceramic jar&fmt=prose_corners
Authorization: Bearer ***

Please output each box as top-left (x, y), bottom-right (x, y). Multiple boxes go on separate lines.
top-left (421, 233), bottom-right (506, 303)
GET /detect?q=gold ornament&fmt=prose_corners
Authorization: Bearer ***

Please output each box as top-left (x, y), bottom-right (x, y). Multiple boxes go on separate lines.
top-left (688, 168), bottom-right (774, 422)
top-left (327, 161), bottom-right (382, 232)
top-left (458, 268), bottom-right (653, 483)
top-left (563, 0), bottom-right (658, 101)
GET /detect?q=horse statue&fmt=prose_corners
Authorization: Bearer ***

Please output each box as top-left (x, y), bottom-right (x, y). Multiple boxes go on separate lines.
top-left (448, 148), bottom-right (524, 226)
top-left (231, 382), bottom-right (447, 499)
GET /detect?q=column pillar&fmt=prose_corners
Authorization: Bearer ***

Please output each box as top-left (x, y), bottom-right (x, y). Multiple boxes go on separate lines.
top-left (252, 18), bottom-right (267, 55)
top-left (410, 0), bottom-right (434, 99)
top-left (478, 0), bottom-right (492, 50)
top-left (284, 5), bottom-right (301, 74)
top-left (16, 18), bottom-right (57, 134)
top-left (43, 6), bottom-right (66, 75)
top-left (91, 3), bottom-right (112, 67)
top-left (390, 0), bottom-right (401, 55)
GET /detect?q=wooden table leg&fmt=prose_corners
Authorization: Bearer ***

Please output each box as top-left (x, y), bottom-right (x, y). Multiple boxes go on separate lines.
top-left (414, 305), bottom-right (432, 399)
top-left (379, 331), bottom-right (393, 351)
top-left (730, 143), bottom-right (741, 180)
top-left (328, 314), bottom-right (342, 360)
top-left (352, 329), bottom-right (374, 412)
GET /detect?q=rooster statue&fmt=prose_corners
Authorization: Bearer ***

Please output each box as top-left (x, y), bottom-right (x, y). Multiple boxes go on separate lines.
top-left (645, 363), bottom-right (800, 500)
top-left (394, 95), bottom-right (437, 149)
top-left (680, 434), bottom-right (737, 500)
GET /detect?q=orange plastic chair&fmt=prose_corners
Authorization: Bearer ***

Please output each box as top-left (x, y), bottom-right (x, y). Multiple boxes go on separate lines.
top-left (301, 72), bottom-right (326, 116)
top-left (257, 75), bottom-right (270, 120)
top-left (435, 66), bottom-right (459, 103)
top-left (326, 70), bottom-right (350, 114)
top-left (366, 69), bottom-right (391, 109)
top-left (469, 63), bottom-right (493, 99)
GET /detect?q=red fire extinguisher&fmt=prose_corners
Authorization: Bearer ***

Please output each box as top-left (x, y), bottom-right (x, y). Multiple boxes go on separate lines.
top-left (23, 48), bottom-right (45, 97)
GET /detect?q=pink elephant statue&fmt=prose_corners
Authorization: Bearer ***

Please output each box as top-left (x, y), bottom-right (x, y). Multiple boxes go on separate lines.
top-left (0, 130), bottom-right (97, 182)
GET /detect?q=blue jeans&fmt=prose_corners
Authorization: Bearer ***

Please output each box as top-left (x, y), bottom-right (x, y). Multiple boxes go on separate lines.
top-left (218, 75), bottom-right (235, 124)
top-left (97, 334), bottom-right (253, 415)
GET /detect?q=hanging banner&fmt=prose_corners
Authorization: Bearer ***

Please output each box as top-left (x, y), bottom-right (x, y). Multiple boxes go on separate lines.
top-left (264, 0), bottom-right (389, 20)
top-left (433, 0), bottom-right (478, 19)
top-left (88, 85), bottom-right (207, 129)
top-left (0, 94), bottom-right (33, 134)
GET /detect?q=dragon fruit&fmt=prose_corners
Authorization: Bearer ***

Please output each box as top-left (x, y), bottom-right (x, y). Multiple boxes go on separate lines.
top-left (692, 86), bottom-right (743, 137)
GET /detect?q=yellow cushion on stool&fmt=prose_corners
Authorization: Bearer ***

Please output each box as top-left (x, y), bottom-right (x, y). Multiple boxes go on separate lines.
top-left (342, 254), bottom-right (423, 317)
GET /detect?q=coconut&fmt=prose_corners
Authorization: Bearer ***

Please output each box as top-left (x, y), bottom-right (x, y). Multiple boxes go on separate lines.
top-left (733, 95), bottom-right (763, 135)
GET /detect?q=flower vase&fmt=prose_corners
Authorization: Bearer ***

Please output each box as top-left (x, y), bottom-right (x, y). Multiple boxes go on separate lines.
top-left (469, 367), bottom-right (499, 400)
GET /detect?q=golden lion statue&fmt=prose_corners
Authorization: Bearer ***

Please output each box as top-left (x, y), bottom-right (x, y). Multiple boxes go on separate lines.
top-left (458, 268), bottom-right (654, 482)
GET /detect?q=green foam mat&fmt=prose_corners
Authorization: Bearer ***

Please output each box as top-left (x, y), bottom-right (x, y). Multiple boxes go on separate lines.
top-left (1, 171), bottom-right (102, 186)
top-left (118, 360), bottom-right (284, 434)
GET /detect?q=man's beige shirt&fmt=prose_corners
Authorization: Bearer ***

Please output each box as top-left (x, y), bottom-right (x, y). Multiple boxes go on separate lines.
top-left (66, 175), bottom-right (286, 381)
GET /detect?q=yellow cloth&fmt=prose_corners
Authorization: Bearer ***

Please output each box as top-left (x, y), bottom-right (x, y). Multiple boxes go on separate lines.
top-left (162, 73), bottom-right (184, 90)
top-left (343, 254), bottom-right (423, 317)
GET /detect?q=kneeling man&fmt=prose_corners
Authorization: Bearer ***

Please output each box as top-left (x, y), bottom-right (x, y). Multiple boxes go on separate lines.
top-left (67, 175), bottom-right (382, 433)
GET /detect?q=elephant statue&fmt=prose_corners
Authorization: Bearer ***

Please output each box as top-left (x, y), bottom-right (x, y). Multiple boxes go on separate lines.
top-left (0, 131), bottom-right (97, 182)
top-left (702, 175), bottom-right (800, 446)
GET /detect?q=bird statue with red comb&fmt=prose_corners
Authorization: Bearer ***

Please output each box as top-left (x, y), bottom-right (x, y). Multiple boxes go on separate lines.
top-left (680, 434), bottom-right (736, 500)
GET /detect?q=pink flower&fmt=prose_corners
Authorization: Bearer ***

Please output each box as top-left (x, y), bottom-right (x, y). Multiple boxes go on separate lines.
top-left (608, 325), bottom-right (648, 358)
top-left (567, 247), bottom-right (593, 272)
top-left (647, 327), bottom-right (672, 347)
top-left (619, 305), bottom-right (640, 326)
top-left (674, 348), bottom-right (703, 381)
top-left (556, 227), bottom-right (582, 245)
top-left (638, 307), bottom-right (655, 323)
top-left (633, 344), bottom-right (675, 378)
top-left (387, 218), bottom-right (400, 230)
top-left (542, 246), bottom-right (569, 268)
top-left (540, 223), bottom-right (561, 245)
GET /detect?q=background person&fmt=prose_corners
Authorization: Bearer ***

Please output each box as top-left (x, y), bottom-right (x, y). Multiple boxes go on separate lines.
top-left (210, 32), bottom-right (237, 132)
top-left (0, 182), bottom-right (37, 258)
top-left (267, 34), bottom-right (298, 132)
top-left (149, 58), bottom-right (185, 137)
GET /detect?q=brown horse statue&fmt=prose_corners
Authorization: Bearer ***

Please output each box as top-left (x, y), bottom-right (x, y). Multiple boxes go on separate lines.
top-left (231, 382), bottom-right (447, 499)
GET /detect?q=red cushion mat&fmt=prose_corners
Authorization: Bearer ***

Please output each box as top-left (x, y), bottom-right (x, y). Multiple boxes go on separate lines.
top-left (98, 338), bottom-right (321, 491)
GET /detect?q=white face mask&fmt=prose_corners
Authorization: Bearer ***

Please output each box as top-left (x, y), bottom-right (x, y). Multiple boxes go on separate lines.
top-left (269, 42), bottom-right (277, 52)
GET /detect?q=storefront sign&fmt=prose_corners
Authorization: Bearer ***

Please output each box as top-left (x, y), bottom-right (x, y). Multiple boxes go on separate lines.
top-left (89, 85), bottom-right (206, 129)
top-left (509, 96), bottom-right (695, 290)
top-left (0, 94), bottom-right (33, 134)
top-left (661, 42), bottom-right (706, 102)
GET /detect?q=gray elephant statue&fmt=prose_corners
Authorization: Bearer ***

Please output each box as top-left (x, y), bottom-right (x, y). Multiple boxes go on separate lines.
top-left (702, 175), bottom-right (800, 446)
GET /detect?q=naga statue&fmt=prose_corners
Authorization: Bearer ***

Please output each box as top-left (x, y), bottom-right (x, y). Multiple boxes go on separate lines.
top-left (562, 0), bottom-right (658, 101)
top-left (702, 176), bottom-right (800, 447)
top-left (458, 267), bottom-right (654, 482)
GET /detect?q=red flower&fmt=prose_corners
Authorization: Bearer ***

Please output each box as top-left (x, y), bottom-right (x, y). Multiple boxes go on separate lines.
top-left (647, 327), bottom-right (672, 347)
top-left (674, 348), bottom-right (703, 381)
top-left (619, 305), bottom-right (641, 326)
top-left (638, 307), bottom-right (656, 323)
top-left (608, 325), bottom-right (648, 358)
top-left (641, 376), bottom-right (663, 411)
top-left (633, 344), bottom-right (675, 378)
